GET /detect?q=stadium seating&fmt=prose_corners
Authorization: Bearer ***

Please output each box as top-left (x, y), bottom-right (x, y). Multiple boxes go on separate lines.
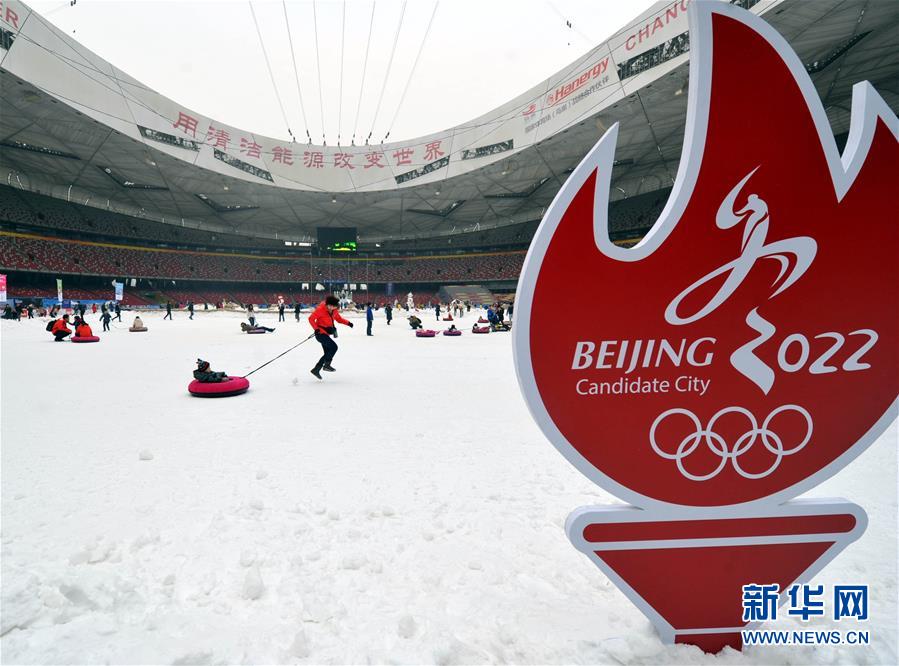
top-left (0, 232), bottom-right (526, 283)
top-left (0, 185), bottom-right (284, 250)
top-left (0, 182), bottom-right (668, 303)
top-left (0, 184), bottom-right (663, 254)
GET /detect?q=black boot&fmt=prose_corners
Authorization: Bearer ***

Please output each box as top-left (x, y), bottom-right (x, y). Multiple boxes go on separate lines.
top-left (310, 365), bottom-right (323, 380)
top-left (322, 364), bottom-right (336, 372)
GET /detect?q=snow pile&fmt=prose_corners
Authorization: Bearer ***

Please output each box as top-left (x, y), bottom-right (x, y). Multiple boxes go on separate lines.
top-left (1, 310), bottom-right (896, 664)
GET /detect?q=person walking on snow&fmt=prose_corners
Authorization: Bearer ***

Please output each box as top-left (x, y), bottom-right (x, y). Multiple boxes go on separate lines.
top-left (308, 295), bottom-right (353, 380)
top-left (164, 301), bottom-right (173, 320)
top-left (294, 303), bottom-right (301, 322)
top-left (100, 309), bottom-right (112, 332)
top-left (188, 301), bottom-right (194, 320)
top-left (366, 303), bottom-right (374, 336)
top-left (278, 301), bottom-right (286, 322)
top-left (435, 303), bottom-right (441, 321)
top-left (385, 303), bottom-right (392, 325)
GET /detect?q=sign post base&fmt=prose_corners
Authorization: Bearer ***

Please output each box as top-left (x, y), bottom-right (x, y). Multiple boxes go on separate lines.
top-left (566, 499), bottom-right (867, 653)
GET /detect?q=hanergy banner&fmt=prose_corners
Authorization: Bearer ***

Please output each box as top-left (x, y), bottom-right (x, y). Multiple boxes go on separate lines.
top-left (0, 0), bottom-right (778, 193)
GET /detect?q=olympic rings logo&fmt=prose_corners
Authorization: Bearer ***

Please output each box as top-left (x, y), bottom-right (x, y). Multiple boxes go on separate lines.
top-left (649, 405), bottom-right (813, 481)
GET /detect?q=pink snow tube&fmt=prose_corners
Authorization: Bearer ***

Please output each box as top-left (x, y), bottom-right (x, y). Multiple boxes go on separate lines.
top-left (416, 329), bottom-right (437, 338)
top-left (472, 326), bottom-right (490, 334)
top-left (443, 329), bottom-right (462, 336)
top-left (246, 329), bottom-right (267, 334)
top-left (188, 376), bottom-right (250, 397)
top-left (442, 316), bottom-right (453, 321)
top-left (477, 317), bottom-right (489, 323)
top-left (71, 336), bottom-right (100, 343)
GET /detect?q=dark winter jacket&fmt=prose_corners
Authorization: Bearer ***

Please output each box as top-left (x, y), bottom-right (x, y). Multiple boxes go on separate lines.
top-left (193, 369), bottom-right (228, 383)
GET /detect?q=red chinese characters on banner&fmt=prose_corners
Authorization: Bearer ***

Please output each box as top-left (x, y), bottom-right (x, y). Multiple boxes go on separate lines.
top-left (334, 152), bottom-right (355, 169)
top-left (303, 151), bottom-right (324, 169)
top-left (168, 110), bottom-right (453, 174)
top-left (206, 126), bottom-right (230, 150)
top-left (424, 140), bottom-right (444, 161)
top-left (392, 147), bottom-right (414, 166)
top-left (172, 112), bottom-right (199, 138)
top-left (272, 147), bottom-right (294, 165)
top-left (240, 138), bottom-right (262, 159)
top-left (364, 152), bottom-right (386, 169)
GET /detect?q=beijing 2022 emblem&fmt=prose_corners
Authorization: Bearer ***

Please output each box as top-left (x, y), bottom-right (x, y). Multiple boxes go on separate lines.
top-left (513, 0), bottom-right (898, 653)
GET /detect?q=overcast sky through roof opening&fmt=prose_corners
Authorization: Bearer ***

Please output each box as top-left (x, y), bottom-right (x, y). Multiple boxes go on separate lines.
top-left (28, 0), bottom-right (657, 144)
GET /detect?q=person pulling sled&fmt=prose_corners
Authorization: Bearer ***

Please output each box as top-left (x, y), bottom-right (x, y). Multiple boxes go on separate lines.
top-left (308, 295), bottom-right (353, 380)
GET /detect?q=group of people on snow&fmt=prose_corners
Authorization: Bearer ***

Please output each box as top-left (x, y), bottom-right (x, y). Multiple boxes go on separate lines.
top-left (47, 313), bottom-right (94, 341)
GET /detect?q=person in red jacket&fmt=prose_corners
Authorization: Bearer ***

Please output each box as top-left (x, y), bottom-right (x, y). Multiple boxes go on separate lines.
top-left (51, 314), bottom-right (72, 342)
top-left (74, 317), bottom-right (93, 338)
top-left (308, 295), bottom-right (353, 379)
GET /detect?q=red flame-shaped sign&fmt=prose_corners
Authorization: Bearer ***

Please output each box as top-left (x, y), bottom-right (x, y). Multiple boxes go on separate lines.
top-left (514, 1), bottom-right (898, 510)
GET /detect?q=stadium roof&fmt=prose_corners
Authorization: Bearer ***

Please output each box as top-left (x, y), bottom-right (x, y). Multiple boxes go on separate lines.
top-left (1, 0), bottom-right (897, 242)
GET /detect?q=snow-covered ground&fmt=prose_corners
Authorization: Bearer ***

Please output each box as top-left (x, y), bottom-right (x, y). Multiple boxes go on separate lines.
top-left (1, 309), bottom-right (896, 665)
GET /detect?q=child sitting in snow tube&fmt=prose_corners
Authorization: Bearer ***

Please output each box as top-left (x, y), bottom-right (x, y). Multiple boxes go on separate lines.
top-left (472, 324), bottom-right (490, 334)
top-left (189, 359), bottom-right (249, 397)
top-left (408, 315), bottom-right (423, 330)
top-left (443, 325), bottom-right (461, 336)
top-left (240, 322), bottom-right (275, 334)
top-left (193, 359), bottom-right (228, 382)
top-left (71, 317), bottom-right (100, 342)
top-left (129, 316), bottom-right (148, 332)
top-left (416, 329), bottom-right (437, 338)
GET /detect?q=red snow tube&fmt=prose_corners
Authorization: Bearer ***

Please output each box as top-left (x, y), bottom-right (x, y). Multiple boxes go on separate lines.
top-left (443, 329), bottom-right (462, 336)
top-left (188, 376), bottom-right (250, 397)
top-left (477, 317), bottom-right (489, 323)
top-left (472, 326), bottom-right (490, 334)
top-left (71, 336), bottom-right (100, 343)
top-left (416, 329), bottom-right (437, 338)
top-left (442, 316), bottom-right (453, 321)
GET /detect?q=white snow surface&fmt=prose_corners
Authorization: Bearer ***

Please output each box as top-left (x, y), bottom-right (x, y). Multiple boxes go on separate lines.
top-left (1, 309), bottom-right (896, 665)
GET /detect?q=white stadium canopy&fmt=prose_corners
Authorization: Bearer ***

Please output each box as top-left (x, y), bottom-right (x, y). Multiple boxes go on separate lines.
top-left (1, 0), bottom-right (897, 242)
